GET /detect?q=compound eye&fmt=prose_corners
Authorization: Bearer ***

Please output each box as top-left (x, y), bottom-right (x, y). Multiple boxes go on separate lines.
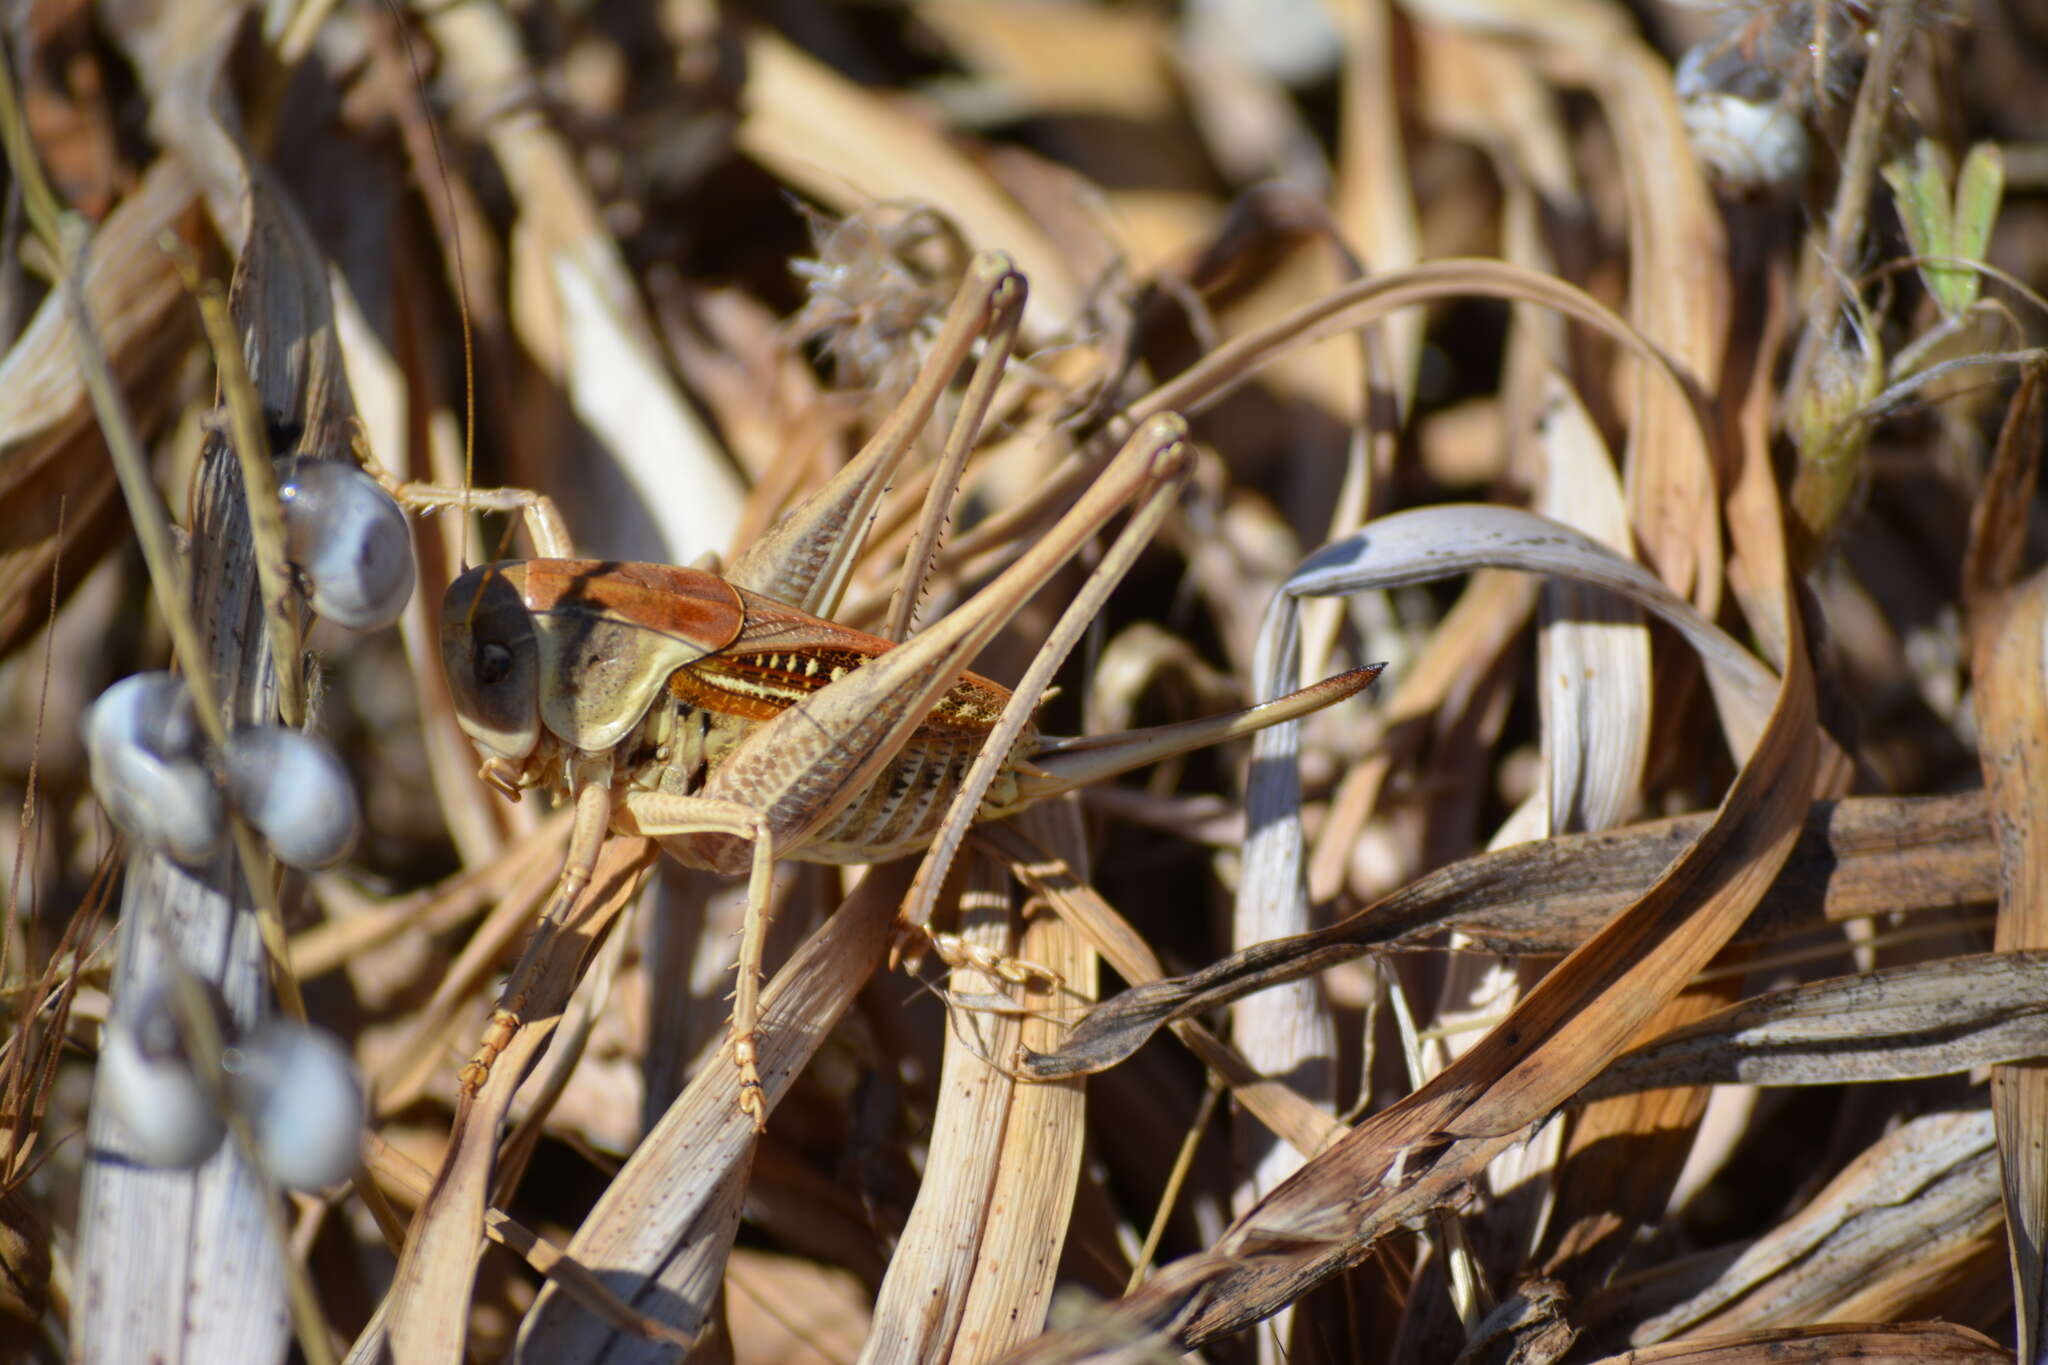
top-left (440, 566), bottom-right (541, 765)
top-left (476, 641), bottom-right (514, 686)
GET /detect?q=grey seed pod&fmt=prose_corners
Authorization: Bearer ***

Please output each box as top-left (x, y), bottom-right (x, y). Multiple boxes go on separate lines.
top-left (224, 1020), bottom-right (364, 1190)
top-left (84, 674), bottom-right (227, 865)
top-left (222, 727), bottom-right (360, 870)
top-left (97, 979), bottom-right (231, 1170)
top-left (278, 459), bottom-right (416, 630)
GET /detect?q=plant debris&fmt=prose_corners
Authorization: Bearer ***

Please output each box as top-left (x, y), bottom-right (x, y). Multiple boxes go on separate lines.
top-left (0, 1), bottom-right (2043, 1362)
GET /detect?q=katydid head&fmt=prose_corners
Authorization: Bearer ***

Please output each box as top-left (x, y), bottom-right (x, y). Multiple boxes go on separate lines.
top-left (440, 564), bottom-right (543, 778)
top-left (441, 559), bottom-right (747, 796)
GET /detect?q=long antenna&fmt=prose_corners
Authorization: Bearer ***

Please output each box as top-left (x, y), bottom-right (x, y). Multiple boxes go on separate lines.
top-left (384, 1), bottom-right (478, 568)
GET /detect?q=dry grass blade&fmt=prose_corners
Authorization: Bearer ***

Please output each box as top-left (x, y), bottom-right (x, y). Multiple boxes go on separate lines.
top-left (1010, 639), bottom-right (1812, 1347)
top-left (1579, 952), bottom-right (2048, 1100)
top-left (1518, 370), bottom-right (1669, 1295)
top-left (0, 158), bottom-right (195, 657)
top-left (1008, 308), bottom-right (1817, 1350)
top-left (1583, 1321), bottom-right (2007, 1363)
top-left (866, 853), bottom-right (1021, 1361)
top-left (1399, 1), bottom-right (1727, 613)
top-left (1329, 0), bottom-right (1422, 407)
top-left (512, 861), bottom-right (911, 1360)
top-left (372, 838), bottom-right (655, 1364)
top-left (984, 819), bottom-right (1343, 1158)
top-left (1964, 326), bottom-right (2048, 1361)
top-left (423, 0), bottom-right (744, 564)
top-left (950, 806), bottom-right (1093, 1358)
top-left (1032, 792), bottom-right (1996, 1078)
top-left (1135, 257), bottom-right (1708, 431)
top-left (872, 809), bottom-right (1095, 1362)
top-left (1548, 34), bottom-right (1728, 617)
top-left (1531, 374), bottom-right (1649, 835)
top-left (1615, 1110), bottom-right (2001, 1347)
top-left (1228, 572), bottom-right (1338, 1256)
top-left (1970, 569), bottom-right (2048, 1357)
top-left (1305, 565), bottom-right (1536, 903)
top-left (368, 823), bottom-right (570, 1114)
top-left (360, 1130), bottom-right (686, 1348)
top-left (1284, 505), bottom-right (1777, 755)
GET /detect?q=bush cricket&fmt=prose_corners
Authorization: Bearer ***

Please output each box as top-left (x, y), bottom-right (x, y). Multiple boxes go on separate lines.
top-left (396, 251), bottom-right (1381, 1128)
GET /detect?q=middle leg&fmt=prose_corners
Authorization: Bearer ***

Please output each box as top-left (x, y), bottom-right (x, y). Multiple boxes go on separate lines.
top-left (616, 790), bottom-right (779, 1130)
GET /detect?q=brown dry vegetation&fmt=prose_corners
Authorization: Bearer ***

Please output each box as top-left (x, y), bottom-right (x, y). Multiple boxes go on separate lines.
top-left (0, 0), bottom-right (2045, 1362)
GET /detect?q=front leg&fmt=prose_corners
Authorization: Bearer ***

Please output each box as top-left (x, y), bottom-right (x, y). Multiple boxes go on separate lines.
top-left (615, 790), bottom-right (778, 1130)
top-left (459, 770), bottom-right (613, 1094)
top-left (374, 465), bottom-right (578, 560)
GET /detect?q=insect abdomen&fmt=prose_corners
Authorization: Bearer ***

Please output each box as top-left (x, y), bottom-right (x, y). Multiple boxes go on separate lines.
top-left (804, 722), bottom-right (1034, 863)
